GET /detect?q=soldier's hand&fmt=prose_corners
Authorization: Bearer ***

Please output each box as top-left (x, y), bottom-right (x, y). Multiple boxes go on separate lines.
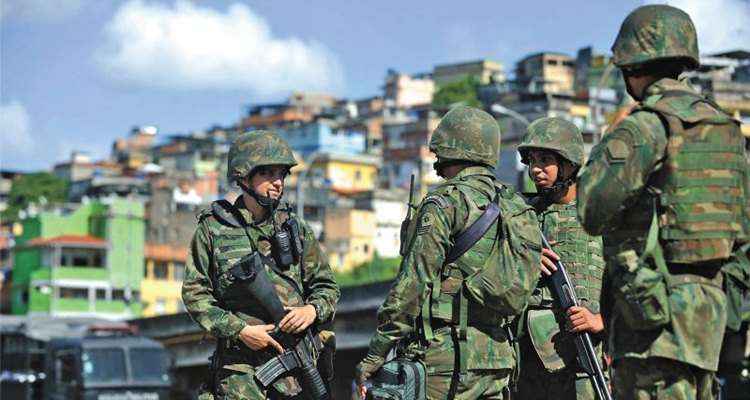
top-left (355, 354), bottom-right (385, 399)
top-left (279, 305), bottom-right (317, 334)
top-left (238, 324), bottom-right (284, 353)
top-left (540, 247), bottom-right (560, 276)
top-left (567, 307), bottom-right (604, 334)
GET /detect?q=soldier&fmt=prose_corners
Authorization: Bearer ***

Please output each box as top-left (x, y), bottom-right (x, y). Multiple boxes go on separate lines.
top-left (182, 131), bottom-right (340, 399)
top-left (577, 5), bottom-right (749, 399)
top-left (355, 106), bottom-right (542, 400)
top-left (515, 117), bottom-right (606, 399)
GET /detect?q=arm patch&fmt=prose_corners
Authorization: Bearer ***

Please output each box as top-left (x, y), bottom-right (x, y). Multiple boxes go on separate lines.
top-left (605, 138), bottom-right (630, 163)
top-left (422, 195), bottom-right (450, 209)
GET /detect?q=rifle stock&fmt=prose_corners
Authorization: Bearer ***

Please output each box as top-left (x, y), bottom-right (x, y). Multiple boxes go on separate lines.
top-left (541, 234), bottom-right (612, 400)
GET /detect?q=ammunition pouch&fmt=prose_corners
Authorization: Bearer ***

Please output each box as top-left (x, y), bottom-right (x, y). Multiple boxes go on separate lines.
top-left (367, 359), bottom-right (427, 400)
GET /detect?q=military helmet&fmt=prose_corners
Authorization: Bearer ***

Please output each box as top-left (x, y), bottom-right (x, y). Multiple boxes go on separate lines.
top-left (227, 130), bottom-right (297, 183)
top-left (429, 106), bottom-right (501, 167)
top-left (518, 117), bottom-right (584, 166)
top-left (611, 5), bottom-right (699, 69)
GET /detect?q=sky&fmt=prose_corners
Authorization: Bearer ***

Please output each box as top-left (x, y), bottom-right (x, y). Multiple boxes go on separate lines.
top-left (1, 0), bottom-right (749, 171)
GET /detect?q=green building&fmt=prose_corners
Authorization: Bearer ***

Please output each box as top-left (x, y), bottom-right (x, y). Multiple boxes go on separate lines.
top-left (11, 199), bottom-right (145, 319)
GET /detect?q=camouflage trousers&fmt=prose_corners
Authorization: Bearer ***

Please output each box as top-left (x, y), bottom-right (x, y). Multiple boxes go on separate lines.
top-left (515, 335), bottom-right (598, 400)
top-left (426, 369), bottom-right (511, 400)
top-left (612, 357), bottom-right (719, 400)
top-left (199, 366), bottom-right (304, 400)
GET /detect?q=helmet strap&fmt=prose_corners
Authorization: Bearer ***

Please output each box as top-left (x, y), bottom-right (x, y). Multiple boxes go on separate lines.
top-left (540, 163), bottom-right (579, 202)
top-left (237, 179), bottom-right (280, 213)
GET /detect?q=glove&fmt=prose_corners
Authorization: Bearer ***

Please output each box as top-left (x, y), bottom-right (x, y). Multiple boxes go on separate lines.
top-left (355, 354), bottom-right (386, 384)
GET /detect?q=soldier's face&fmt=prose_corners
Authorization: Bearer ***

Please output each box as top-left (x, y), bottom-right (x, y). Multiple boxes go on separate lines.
top-left (528, 150), bottom-right (559, 189)
top-left (245, 165), bottom-right (287, 199)
top-left (623, 72), bottom-right (653, 101)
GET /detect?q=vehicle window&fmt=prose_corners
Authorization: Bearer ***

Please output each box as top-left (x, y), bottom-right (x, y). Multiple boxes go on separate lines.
top-left (129, 348), bottom-right (170, 383)
top-left (82, 348), bottom-right (127, 384)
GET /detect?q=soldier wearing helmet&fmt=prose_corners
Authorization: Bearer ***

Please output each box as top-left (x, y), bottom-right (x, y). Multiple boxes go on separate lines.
top-left (577, 5), bottom-right (749, 399)
top-left (515, 117), bottom-right (606, 400)
top-left (182, 130), bottom-right (340, 399)
top-left (356, 106), bottom-right (542, 399)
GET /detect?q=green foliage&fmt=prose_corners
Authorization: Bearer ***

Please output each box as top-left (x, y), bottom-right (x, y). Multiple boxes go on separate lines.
top-left (432, 76), bottom-right (482, 110)
top-left (1, 172), bottom-right (68, 222)
top-left (335, 255), bottom-right (401, 287)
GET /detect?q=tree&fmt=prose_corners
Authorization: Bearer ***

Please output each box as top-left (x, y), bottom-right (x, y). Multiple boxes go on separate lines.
top-left (432, 76), bottom-right (482, 110)
top-left (1, 172), bottom-right (68, 222)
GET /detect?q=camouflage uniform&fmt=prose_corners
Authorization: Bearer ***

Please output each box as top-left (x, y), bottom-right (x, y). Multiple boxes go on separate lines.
top-left (182, 131), bottom-right (340, 400)
top-left (356, 106), bottom-right (542, 400)
top-left (577, 5), bottom-right (749, 400)
top-left (515, 118), bottom-right (606, 400)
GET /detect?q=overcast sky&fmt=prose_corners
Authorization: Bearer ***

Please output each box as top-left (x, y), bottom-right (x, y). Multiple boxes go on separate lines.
top-left (2, 0), bottom-right (748, 171)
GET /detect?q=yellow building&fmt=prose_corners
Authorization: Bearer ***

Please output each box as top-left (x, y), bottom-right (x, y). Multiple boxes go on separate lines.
top-left (309, 153), bottom-right (380, 193)
top-left (141, 243), bottom-right (186, 317)
top-left (324, 208), bottom-right (376, 271)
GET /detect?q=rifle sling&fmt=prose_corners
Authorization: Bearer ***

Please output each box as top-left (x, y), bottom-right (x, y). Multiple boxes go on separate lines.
top-left (444, 198), bottom-right (501, 266)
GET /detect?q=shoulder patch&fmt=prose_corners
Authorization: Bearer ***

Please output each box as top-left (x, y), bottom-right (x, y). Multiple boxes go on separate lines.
top-left (422, 195), bottom-right (450, 209)
top-left (417, 212), bottom-right (433, 235)
top-left (605, 138), bottom-right (630, 163)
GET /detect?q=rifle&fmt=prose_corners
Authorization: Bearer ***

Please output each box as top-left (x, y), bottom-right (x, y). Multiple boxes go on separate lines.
top-left (541, 234), bottom-right (612, 400)
top-left (399, 174), bottom-right (416, 256)
top-left (228, 252), bottom-right (330, 400)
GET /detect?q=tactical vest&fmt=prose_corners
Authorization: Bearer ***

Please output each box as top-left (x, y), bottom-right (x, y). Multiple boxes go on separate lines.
top-left (638, 90), bottom-right (748, 263)
top-left (523, 199), bottom-right (605, 372)
top-left (205, 200), bottom-right (306, 323)
top-left (534, 201), bottom-right (605, 310)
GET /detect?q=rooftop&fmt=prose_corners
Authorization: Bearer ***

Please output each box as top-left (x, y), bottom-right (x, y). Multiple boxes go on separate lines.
top-left (144, 243), bottom-right (187, 262)
top-left (25, 234), bottom-right (106, 248)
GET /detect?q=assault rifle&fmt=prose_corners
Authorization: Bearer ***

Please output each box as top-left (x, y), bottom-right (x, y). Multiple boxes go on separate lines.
top-left (399, 174), bottom-right (416, 256)
top-left (228, 252), bottom-right (330, 400)
top-left (541, 234), bottom-right (612, 400)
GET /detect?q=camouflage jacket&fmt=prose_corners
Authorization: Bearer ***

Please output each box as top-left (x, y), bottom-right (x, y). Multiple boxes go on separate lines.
top-left (365, 166), bottom-right (541, 372)
top-left (181, 197), bottom-right (339, 360)
top-left (524, 197), bottom-right (605, 372)
top-left (577, 78), bottom-right (744, 371)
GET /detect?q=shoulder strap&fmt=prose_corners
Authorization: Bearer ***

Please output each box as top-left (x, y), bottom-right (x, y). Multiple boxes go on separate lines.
top-left (444, 194), bottom-right (501, 266)
top-left (211, 199), bottom-right (247, 227)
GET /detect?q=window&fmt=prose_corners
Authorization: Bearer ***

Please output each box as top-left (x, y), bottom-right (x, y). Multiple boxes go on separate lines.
top-left (154, 262), bottom-right (168, 280)
top-left (82, 348), bottom-right (127, 384)
top-left (173, 262), bottom-right (185, 281)
top-left (354, 170), bottom-right (362, 181)
top-left (363, 244), bottom-right (370, 253)
top-left (59, 248), bottom-right (105, 268)
top-left (59, 287), bottom-right (88, 299)
top-left (95, 288), bottom-right (108, 300)
top-left (112, 289), bottom-right (125, 301)
top-left (130, 348), bottom-right (171, 383)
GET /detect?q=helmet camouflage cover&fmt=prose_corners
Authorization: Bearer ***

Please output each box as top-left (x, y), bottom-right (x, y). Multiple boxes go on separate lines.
top-left (518, 117), bottom-right (584, 167)
top-left (227, 130), bottom-right (297, 182)
top-left (429, 105), bottom-right (501, 167)
top-left (611, 4), bottom-right (699, 69)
